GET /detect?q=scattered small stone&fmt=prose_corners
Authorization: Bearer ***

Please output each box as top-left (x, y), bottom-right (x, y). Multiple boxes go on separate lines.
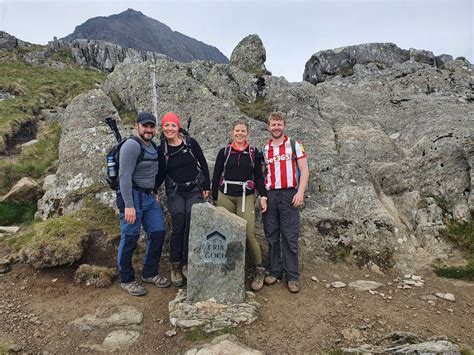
top-left (19, 286), bottom-right (26, 291)
top-left (311, 276), bottom-right (319, 282)
top-left (0, 226), bottom-right (20, 234)
top-left (446, 308), bottom-right (454, 313)
top-left (428, 300), bottom-right (435, 305)
top-left (245, 291), bottom-right (256, 299)
top-left (435, 292), bottom-right (455, 302)
top-left (411, 275), bottom-right (422, 281)
top-left (402, 285), bottom-right (412, 289)
top-left (159, 319), bottom-right (164, 324)
top-left (263, 298), bottom-right (268, 302)
top-left (414, 281), bottom-right (424, 287)
top-left (165, 329), bottom-right (177, 337)
top-left (404, 274), bottom-right (411, 279)
top-left (51, 278), bottom-right (58, 283)
top-left (368, 290), bottom-right (378, 295)
top-left (393, 278), bottom-right (400, 282)
top-left (348, 280), bottom-right (383, 291)
top-left (365, 274), bottom-right (370, 278)
top-left (103, 330), bottom-right (140, 347)
top-left (330, 281), bottom-right (347, 288)
top-left (387, 282), bottom-right (393, 286)
top-left (397, 285), bottom-right (403, 289)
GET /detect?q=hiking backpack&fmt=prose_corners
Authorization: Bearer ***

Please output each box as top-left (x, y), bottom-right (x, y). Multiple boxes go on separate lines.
top-left (105, 117), bottom-right (158, 191)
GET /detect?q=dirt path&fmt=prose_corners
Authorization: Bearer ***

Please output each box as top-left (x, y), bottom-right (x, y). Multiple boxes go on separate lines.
top-left (0, 262), bottom-right (473, 353)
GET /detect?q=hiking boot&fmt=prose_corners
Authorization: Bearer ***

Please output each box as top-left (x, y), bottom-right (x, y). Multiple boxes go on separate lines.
top-left (264, 275), bottom-right (278, 286)
top-left (182, 264), bottom-right (188, 279)
top-left (251, 266), bottom-right (266, 291)
top-left (141, 274), bottom-right (171, 288)
top-left (171, 263), bottom-right (184, 287)
top-left (121, 281), bottom-right (146, 296)
top-left (288, 280), bottom-right (300, 293)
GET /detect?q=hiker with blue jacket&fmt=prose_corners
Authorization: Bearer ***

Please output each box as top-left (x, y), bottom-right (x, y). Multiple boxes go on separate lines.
top-left (156, 112), bottom-right (210, 287)
top-left (211, 119), bottom-right (267, 291)
top-left (116, 112), bottom-right (170, 296)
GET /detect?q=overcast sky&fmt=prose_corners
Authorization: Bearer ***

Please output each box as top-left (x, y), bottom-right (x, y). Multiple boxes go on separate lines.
top-left (1, 0), bottom-right (472, 82)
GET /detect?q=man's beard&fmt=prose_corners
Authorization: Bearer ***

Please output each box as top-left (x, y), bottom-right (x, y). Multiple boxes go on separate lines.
top-left (139, 132), bottom-right (153, 142)
top-left (271, 131), bottom-right (283, 139)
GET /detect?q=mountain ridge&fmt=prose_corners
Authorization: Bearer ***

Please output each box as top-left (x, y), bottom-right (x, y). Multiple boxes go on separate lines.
top-left (61, 8), bottom-right (229, 64)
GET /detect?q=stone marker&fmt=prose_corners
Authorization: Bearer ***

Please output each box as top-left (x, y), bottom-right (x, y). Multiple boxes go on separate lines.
top-left (187, 203), bottom-right (246, 304)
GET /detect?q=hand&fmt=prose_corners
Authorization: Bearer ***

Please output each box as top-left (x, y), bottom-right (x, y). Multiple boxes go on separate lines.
top-left (260, 197), bottom-right (267, 213)
top-left (154, 193), bottom-right (160, 203)
top-left (292, 191), bottom-right (304, 208)
top-left (203, 190), bottom-right (209, 198)
top-left (124, 207), bottom-right (136, 224)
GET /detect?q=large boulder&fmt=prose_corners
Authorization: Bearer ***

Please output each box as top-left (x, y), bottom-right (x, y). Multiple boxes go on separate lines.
top-left (0, 31), bottom-right (32, 50)
top-left (303, 43), bottom-right (457, 84)
top-left (1, 177), bottom-right (43, 203)
top-left (230, 34), bottom-right (267, 74)
top-left (36, 89), bottom-right (119, 219)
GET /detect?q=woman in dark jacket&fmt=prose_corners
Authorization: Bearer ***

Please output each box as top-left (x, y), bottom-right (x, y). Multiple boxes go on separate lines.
top-left (157, 112), bottom-right (210, 287)
top-left (211, 119), bottom-right (267, 291)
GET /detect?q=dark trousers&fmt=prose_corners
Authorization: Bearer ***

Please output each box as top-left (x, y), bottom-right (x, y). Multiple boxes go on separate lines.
top-left (117, 190), bottom-right (166, 283)
top-left (166, 186), bottom-right (204, 265)
top-left (263, 188), bottom-right (300, 281)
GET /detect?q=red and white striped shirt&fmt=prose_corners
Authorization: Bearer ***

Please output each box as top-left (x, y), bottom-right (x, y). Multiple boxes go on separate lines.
top-left (262, 136), bottom-right (307, 190)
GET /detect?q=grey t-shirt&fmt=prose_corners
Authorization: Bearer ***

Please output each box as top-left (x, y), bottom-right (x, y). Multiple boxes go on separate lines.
top-left (119, 136), bottom-right (158, 208)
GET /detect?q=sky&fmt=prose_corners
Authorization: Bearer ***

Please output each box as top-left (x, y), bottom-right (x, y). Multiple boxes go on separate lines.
top-left (1, 0), bottom-right (473, 82)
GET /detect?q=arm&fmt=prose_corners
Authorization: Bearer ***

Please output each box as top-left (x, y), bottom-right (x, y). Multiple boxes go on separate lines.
top-left (211, 148), bottom-right (225, 202)
top-left (292, 156), bottom-right (309, 208)
top-left (253, 148), bottom-right (268, 212)
top-left (119, 139), bottom-right (141, 223)
top-left (154, 144), bottom-right (167, 191)
top-left (191, 138), bottom-right (211, 191)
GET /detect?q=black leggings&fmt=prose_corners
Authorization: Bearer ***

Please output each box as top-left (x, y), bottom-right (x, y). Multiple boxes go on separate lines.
top-left (166, 186), bottom-right (204, 264)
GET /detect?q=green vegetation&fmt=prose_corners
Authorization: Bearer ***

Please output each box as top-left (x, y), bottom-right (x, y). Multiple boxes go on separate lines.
top-left (460, 346), bottom-right (474, 355)
top-left (9, 198), bottom-right (119, 254)
top-left (327, 242), bottom-right (353, 262)
top-left (185, 326), bottom-right (236, 342)
top-left (0, 121), bottom-right (61, 195)
top-left (109, 91), bottom-right (136, 125)
top-left (0, 58), bottom-right (105, 145)
top-left (335, 66), bottom-right (354, 78)
top-left (0, 342), bottom-right (11, 355)
top-left (418, 193), bottom-right (449, 213)
top-left (435, 219), bottom-right (474, 281)
top-left (0, 201), bottom-right (37, 225)
top-left (235, 97), bottom-right (273, 123)
top-left (243, 67), bottom-right (267, 76)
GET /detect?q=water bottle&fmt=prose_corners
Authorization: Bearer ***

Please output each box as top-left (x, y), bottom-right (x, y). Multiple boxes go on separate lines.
top-left (107, 157), bottom-right (117, 178)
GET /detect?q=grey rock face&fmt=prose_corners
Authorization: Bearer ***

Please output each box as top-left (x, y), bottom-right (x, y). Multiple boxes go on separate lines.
top-left (0, 31), bottom-right (31, 50)
top-left (72, 305), bottom-right (143, 331)
top-left (230, 34), bottom-right (267, 73)
top-left (36, 89), bottom-right (120, 219)
top-left (303, 43), bottom-right (460, 84)
top-left (51, 39), bottom-right (168, 72)
top-left (187, 203), bottom-right (246, 304)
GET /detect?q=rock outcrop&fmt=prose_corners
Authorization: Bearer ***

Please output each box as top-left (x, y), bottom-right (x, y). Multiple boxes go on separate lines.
top-left (303, 42), bottom-right (457, 84)
top-left (48, 38), bottom-right (168, 72)
top-left (36, 37), bottom-right (473, 272)
top-left (0, 31), bottom-right (33, 50)
top-left (1, 177), bottom-right (43, 203)
top-left (230, 34), bottom-right (268, 74)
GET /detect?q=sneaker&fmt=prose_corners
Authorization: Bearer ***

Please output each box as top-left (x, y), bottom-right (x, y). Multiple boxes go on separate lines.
top-left (121, 281), bottom-right (146, 296)
top-left (171, 263), bottom-right (184, 287)
top-left (141, 274), bottom-right (171, 288)
top-left (288, 280), bottom-right (300, 293)
top-left (182, 264), bottom-right (188, 279)
top-left (264, 275), bottom-right (278, 285)
top-left (251, 266), bottom-right (266, 291)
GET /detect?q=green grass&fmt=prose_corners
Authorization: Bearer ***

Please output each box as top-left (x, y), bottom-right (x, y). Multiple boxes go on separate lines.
top-left (243, 67), bottom-right (267, 76)
top-left (185, 326), bottom-right (236, 342)
top-left (435, 219), bottom-right (474, 281)
top-left (0, 341), bottom-right (11, 355)
top-left (235, 97), bottom-right (273, 123)
top-left (109, 91), bottom-right (136, 125)
top-left (0, 58), bottom-right (105, 143)
top-left (10, 198), bottom-right (119, 255)
top-left (0, 121), bottom-right (61, 195)
top-left (0, 201), bottom-right (37, 225)
top-left (460, 346), bottom-right (474, 355)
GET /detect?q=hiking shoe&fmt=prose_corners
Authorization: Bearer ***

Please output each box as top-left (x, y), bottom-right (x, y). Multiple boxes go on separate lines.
top-left (251, 266), bottom-right (266, 291)
top-left (171, 263), bottom-right (184, 287)
top-left (121, 281), bottom-right (146, 296)
top-left (264, 275), bottom-right (278, 286)
top-left (182, 264), bottom-right (188, 279)
top-left (141, 274), bottom-right (171, 288)
top-left (288, 280), bottom-right (300, 293)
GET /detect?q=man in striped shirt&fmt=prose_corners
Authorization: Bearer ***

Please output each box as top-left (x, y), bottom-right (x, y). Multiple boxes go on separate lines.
top-left (261, 112), bottom-right (309, 293)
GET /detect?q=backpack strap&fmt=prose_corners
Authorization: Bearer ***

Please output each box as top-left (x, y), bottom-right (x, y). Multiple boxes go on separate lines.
top-left (129, 135), bottom-right (158, 163)
top-left (288, 137), bottom-right (297, 160)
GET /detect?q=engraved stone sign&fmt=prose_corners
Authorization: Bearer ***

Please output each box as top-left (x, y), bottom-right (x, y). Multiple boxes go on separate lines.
top-left (187, 203), bottom-right (247, 304)
top-left (202, 231), bottom-right (227, 263)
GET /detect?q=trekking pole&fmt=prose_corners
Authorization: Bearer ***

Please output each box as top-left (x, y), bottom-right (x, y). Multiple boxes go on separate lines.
top-left (105, 117), bottom-right (122, 143)
top-left (150, 62), bottom-right (158, 118)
